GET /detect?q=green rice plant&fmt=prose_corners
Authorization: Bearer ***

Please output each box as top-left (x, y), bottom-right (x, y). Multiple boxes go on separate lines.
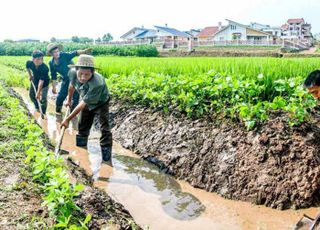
top-left (1, 56), bottom-right (318, 129)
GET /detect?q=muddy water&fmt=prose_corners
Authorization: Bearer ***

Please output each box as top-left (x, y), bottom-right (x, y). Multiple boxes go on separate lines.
top-left (14, 87), bottom-right (319, 230)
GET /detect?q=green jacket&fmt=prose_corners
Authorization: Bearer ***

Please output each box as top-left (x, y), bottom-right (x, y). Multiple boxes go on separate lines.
top-left (69, 69), bottom-right (110, 111)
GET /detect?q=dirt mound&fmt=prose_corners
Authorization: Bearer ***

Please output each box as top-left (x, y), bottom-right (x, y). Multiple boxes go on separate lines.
top-left (110, 102), bottom-right (320, 210)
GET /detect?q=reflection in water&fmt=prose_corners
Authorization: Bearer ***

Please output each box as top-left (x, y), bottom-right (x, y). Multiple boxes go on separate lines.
top-left (14, 87), bottom-right (320, 230)
top-left (110, 154), bottom-right (205, 220)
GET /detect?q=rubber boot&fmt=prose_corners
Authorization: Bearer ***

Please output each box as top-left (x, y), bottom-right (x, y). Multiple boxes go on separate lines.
top-left (101, 145), bottom-right (112, 162)
top-left (56, 106), bottom-right (62, 115)
top-left (76, 135), bottom-right (88, 148)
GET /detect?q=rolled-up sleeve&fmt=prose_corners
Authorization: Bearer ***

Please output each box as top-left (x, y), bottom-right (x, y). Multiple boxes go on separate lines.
top-left (64, 51), bottom-right (78, 61)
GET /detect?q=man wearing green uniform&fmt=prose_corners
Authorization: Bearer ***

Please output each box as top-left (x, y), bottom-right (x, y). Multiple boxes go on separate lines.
top-left (61, 55), bottom-right (112, 163)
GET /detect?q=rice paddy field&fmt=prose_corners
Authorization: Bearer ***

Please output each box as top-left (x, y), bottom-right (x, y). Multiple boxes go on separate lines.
top-left (1, 55), bottom-right (320, 229)
top-left (0, 56), bottom-right (318, 129)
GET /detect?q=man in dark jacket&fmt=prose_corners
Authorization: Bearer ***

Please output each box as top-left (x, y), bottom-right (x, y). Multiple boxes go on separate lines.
top-left (47, 43), bottom-right (91, 114)
top-left (61, 55), bottom-right (112, 164)
top-left (26, 50), bottom-right (50, 115)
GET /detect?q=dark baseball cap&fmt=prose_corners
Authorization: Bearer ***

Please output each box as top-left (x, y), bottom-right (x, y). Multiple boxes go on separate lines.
top-left (32, 50), bottom-right (44, 58)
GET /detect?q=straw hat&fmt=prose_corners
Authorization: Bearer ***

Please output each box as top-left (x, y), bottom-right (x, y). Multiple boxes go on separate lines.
top-left (46, 43), bottom-right (63, 56)
top-left (68, 54), bottom-right (99, 69)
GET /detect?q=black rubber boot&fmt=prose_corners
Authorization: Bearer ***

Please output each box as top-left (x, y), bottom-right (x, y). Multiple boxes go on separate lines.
top-left (76, 135), bottom-right (88, 148)
top-left (56, 106), bottom-right (62, 114)
top-left (101, 145), bottom-right (112, 162)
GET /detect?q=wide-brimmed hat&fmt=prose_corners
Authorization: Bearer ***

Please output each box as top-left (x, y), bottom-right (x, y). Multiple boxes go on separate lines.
top-left (46, 43), bottom-right (63, 56)
top-left (68, 54), bottom-right (99, 69)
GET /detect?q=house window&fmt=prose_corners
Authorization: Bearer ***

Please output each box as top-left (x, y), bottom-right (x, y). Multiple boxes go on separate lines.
top-left (219, 37), bottom-right (224, 41)
top-left (231, 25), bottom-right (237, 30)
top-left (232, 33), bottom-right (241, 40)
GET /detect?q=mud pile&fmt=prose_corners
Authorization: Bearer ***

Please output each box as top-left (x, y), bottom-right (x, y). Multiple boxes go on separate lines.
top-left (111, 102), bottom-right (320, 210)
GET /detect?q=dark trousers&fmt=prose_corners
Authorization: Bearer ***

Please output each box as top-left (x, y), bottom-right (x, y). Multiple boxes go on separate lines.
top-left (29, 83), bottom-right (48, 114)
top-left (56, 79), bottom-right (79, 112)
top-left (78, 101), bottom-right (112, 147)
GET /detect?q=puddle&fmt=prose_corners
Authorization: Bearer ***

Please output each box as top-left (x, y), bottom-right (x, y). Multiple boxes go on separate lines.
top-left (14, 87), bottom-right (319, 230)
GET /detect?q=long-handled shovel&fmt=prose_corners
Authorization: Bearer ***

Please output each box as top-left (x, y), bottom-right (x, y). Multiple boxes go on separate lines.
top-left (54, 106), bottom-right (71, 157)
top-left (30, 81), bottom-right (45, 119)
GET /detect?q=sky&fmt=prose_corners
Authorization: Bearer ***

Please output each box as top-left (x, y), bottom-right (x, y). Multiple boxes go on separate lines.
top-left (0, 0), bottom-right (319, 41)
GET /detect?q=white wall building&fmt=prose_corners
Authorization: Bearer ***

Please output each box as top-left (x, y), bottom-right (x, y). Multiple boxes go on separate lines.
top-left (213, 19), bottom-right (271, 43)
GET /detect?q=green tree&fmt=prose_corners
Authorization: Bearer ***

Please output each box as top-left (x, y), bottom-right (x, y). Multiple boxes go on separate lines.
top-left (79, 37), bottom-right (94, 43)
top-left (71, 36), bottom-right (80, 43)
top-left (3, 39), bottom-right (14, 43)
top-left (102, 33), bottom-right (113, 42)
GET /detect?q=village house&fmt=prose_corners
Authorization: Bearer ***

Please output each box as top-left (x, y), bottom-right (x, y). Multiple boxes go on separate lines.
top-left (120, 25), bottom-right (191, 48)
top-left (120, 27), bottom-right (149, 41)
top-left (281, 18), bottom-right (312, 41)
top-left (197, 22), bottom-right (223, 41)
top-left (250, 22), bottom-right (282, 38)
top-left (184, 29), bottom-right (201, 40)
top-left (212, 19), bottom-right (272, 44)
top-left (121, 25), bottom-right (190, 42)
top-left (120, 18), bottom-right (313, 48)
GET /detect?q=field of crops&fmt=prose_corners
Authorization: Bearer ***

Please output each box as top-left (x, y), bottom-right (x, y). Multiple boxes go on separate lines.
top-left (0, 42), bottom-right (158, 57)
top-left (0, 56), bottom-right (318, 129)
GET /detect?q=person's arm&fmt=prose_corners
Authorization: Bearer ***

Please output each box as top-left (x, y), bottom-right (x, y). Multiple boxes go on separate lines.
top-left (76, 48), bottom-right (92, 55)
top-left (27, 68), bottom-right (33, 81)
top-left (65, 84), bottom-right (75, 107)
top-left (61, 100), bottom-right (86, 128)
top-left (26, 61), bottom-right (33, 81)
top-left (52, 80), bottom-right (57, 94)
top-left (36, 80), bottom-right (44, 100)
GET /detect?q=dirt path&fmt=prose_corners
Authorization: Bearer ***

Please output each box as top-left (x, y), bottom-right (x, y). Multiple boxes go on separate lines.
top-left (300, 47), bottom-right (317, 54)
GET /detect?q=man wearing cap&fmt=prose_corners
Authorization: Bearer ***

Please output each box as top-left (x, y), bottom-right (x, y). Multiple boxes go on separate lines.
top-left (26, 50), bottom-right (50, 115)
top-left (47, 43), bottom-right (92, 115)
top-left (61, 54), bottom-right (112, 163)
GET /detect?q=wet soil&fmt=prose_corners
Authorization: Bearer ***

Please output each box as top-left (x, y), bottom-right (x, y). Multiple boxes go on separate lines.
top-left (110, 101), bottom-right (320, 210)
top-left (13, 86), bottom-right (320, 230)
top-left (9, 88), bottom-right (141, 230)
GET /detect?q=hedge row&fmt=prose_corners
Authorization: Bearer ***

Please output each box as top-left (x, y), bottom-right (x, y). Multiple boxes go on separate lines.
top-left (0, 42), bottom-right (158, 57)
